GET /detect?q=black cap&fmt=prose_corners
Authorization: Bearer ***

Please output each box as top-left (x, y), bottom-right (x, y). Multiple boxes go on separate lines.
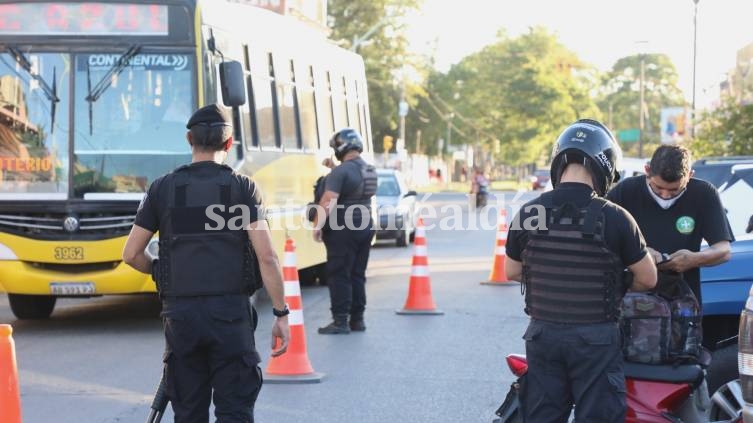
top-left (186, 104), bottom-right (232, 129)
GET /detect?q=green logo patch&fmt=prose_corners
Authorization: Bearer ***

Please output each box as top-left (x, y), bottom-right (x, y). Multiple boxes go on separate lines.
top-left (676, 216), bottom-right (695, 235)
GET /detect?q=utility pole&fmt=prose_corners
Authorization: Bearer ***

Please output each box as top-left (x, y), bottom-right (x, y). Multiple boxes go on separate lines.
top-left (691, 0), bottom-right (700, 138)
top-left (445, 113), bottom-right (454, 158)
top-left (398, 74), bottom-right (406, 152)
top-left (639, 53), bottom-right (645, 158)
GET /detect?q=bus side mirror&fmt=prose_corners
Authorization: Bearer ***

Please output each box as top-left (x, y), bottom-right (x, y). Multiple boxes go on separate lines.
top-left (219, 61), bottom-right (246, 107)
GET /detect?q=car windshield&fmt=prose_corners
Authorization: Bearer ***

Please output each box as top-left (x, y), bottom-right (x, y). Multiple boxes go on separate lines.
top-left (693, 164), bottom-right (738, 188)
top-left (377, 176), bottom-right (400, 196)
top-left (0, 50), bottom-right (70, 197)
top-left (718, 168), bottom-right (753, 237)
top-left (73, 52), bottom-right (193, 198)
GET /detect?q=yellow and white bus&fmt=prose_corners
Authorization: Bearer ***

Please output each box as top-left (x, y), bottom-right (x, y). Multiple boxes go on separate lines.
top-left (0, 0), bottom-right (373, 319)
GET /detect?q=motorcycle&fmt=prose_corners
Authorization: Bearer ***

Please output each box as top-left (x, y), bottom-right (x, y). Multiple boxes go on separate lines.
top-left (493, 353), bottom-right (744, 423)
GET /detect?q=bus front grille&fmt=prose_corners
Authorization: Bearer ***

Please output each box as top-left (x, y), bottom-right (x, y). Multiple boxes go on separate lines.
top-left (0, 212), bottom-right (136, 240)
top-left (28, 261), bottom-right (121, 274)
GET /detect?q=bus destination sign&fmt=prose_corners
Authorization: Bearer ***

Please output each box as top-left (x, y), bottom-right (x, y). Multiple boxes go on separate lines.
top-left (0, 3), bottom-right (168, 36)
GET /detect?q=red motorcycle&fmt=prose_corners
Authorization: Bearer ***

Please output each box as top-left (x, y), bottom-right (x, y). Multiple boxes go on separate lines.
top-left (494, 353), bottom-right (743, 423)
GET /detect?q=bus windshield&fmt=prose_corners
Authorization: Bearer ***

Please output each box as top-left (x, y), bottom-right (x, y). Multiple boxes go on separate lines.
top-left (0, 50), bottom-right (70, 198)
top-left (73, 52), bottom-right (193, 198)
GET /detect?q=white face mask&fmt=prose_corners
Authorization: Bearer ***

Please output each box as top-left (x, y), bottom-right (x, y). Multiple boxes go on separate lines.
top-left (645, 179), bottom-right (686, 209)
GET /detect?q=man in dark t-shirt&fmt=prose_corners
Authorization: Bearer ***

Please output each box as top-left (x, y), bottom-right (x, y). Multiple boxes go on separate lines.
top-left (122, 104), bottom-right (289, 422)
top-left (607, 145), bottom-right (733, 303)
top-left (313, 128), bottom-right (377, 334)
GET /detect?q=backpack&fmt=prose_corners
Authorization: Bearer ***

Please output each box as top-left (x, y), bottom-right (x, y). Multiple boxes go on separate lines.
top-left (620, 292), bottom-right (672, 364)
top-left (306, 175), bottom-right (327, 222)
top-left (657, 274), bottom-right (703, 360)
top-left (620, 274), bottom-right (703, 364)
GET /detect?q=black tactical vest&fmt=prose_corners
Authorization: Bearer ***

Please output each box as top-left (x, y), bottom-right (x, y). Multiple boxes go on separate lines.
top-left (521, 196), bottom-right (625, 324)
top-left (339, 159), bottom-right (378, 206)
top-left (155, 164), bottom-right (259, 297)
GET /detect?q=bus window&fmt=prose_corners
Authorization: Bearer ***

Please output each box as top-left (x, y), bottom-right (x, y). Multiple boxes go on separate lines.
top-left (242, 45), bottom-right (258, 148)
top-left (248, 49), bottom-right (276, 149)
top-left (345, 77), bottom-right (359, 132)
top-left (0, 51), bottom-right (70, 197)
top-left (73, 51), bottom-right (193, 197)
top-left (296, 63), bottom-right (318, 151)
top-left (315, 68), bottom-right (334, 147)
top-left (331, 73), bottom-right (348, 130)
top-left (274, 55), bottom-right (298, 150)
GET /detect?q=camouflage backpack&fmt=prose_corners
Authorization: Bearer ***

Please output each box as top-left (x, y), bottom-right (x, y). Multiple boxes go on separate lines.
top-left (620, 292), bottom-right (672, 364)
top-left (656, 274), bottom-right (703, 360)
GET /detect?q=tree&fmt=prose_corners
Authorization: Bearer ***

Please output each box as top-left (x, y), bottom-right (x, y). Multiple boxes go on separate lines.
top-left (328, 0), bottom-right (422, 152)
top-left (692, 99), bottom-right (753, 157)
top-left (597, 54), bottom-right (686, 157)
top-left (412, 27), bottom-right (598, 166)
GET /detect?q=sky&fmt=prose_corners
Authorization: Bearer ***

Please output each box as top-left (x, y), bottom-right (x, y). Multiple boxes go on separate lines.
top-left (405, 0), bottom-right (753, 109)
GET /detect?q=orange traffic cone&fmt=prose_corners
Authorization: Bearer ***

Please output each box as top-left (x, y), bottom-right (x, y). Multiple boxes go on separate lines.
top-left (0, 325), bottom-right (21, 423)
top-left (264, 238), bottom-right (325, 383)
top-left (483, 208), bottom-right (515, 285)
top-left (397, 218), bottom-right (443, 315)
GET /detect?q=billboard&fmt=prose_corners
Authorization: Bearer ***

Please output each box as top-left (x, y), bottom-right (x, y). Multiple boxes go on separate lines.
top-left (660, 107), bottom-right (690, 144)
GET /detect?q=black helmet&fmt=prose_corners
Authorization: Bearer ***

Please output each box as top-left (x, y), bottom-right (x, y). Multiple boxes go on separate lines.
top-left (550, 119), bottom-right (622, 196)
top-left (329, 128), bottom-right (364, 161)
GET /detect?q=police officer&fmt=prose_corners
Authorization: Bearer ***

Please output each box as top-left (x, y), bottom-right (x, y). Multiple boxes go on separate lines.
top-left (504, 119), bottom-right (657, 422)
top-left (606, 145), bottom-right (733, 304)
top-left (122, 104), bottom-right (290, 422)
top-left (313, 128), bottom-right (377, 334)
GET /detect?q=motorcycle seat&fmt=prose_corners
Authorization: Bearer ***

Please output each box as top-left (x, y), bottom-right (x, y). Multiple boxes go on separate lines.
top-left (623, 362), bottom-right (704, 387)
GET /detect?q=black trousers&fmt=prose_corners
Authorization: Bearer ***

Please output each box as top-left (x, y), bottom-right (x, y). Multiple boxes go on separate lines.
top-left (161, 295), bottom-right (262, 423)
top-left (322, 223), bottom-right (373, 316)
top-left (520, 320), bottom-right (626, 423)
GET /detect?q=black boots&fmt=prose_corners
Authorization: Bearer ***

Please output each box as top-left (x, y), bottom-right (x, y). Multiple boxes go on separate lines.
top-left (349, 313), bottom-right (366, 332)
top-left (318, 314), bottom-right (351, 334)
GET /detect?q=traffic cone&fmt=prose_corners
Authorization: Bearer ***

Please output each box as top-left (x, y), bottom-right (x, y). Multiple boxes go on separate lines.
top-left (397, 218), bottom-right (443, 315)
top-left (264, 238), bottom-right (325, 384)
top-left (0, 325), bottom-right (22, 423)
top-left (482, 208), bottom-right (515, 285)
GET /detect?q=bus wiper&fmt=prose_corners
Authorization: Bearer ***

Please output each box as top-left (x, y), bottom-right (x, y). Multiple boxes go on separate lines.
top-left (85, 44), bottom-right (141, 135)
top-left (6, 46), bottom-right (60, 133)
top-left (85, 44), bottom-right (141, 103)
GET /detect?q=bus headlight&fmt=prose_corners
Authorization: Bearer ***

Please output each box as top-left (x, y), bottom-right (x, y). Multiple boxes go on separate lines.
top-left (145, 239), bottom-right (159, 261)
top-left (0, 242), bottom-right (18, 260)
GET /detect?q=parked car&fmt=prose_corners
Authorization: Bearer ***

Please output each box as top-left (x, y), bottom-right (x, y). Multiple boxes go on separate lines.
top-left (700, 165), bottom-right (753, 395)
top-left (530, 169), bottom-right (550, 190)
top-left (692, 156), bottom-right (753, 188)
top-left (374, 169), bottom-right (418, 247)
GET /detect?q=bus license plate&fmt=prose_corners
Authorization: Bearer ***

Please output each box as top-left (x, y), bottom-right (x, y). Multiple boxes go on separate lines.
top-left (50, 282), bottom-right (95, 296)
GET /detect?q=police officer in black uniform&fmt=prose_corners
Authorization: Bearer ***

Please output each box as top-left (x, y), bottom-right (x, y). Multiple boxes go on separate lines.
top-left (123, 104), bottom-right (290, 422)
top-left (313, 128), bottom-right (377, 334)
top-left (504, 119), bottom-right (657, 422)
top-left (606, 145), bottom-right (733, 305)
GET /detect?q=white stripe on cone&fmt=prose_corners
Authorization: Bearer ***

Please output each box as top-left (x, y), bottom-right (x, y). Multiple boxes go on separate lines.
top-left (411, 265), bottom-right (429, 277)
top-left (497, 231), bottom-right (508, 240)
top-left (288, 309), bottom-right (304, 326)
top-left (413, 245), bottom-right (428, 257)
top-left (284, 252), bottom-right (296, 266)
top-left (496, 246), bottom-right (507, 255)
top-left (283, 280), bottom-right (301, 297)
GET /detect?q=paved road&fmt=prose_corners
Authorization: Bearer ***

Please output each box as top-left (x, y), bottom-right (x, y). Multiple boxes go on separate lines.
top-left (0, 191), bottom-right (539, 423)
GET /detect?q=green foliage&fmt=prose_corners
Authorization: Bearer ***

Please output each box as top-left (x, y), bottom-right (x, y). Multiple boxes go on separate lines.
top-left (692, 99), bottom-right (753, 157)
top-left (412, 28), bottom-right (598, 166)
top-left (597, 54), bottom-right (686, 156)
top-left (328, 0), bottom-right (421, 151)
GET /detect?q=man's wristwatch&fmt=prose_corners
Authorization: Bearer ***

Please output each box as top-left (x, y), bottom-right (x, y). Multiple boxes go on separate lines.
top-left (272, 305), bottom-right (290, 317)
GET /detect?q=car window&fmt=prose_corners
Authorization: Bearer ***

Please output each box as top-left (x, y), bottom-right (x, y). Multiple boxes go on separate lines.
top-left (693, 165), bottom-right (734, 188)
top-left (377, 176), bottom-right (400, 196)
top-left (718, 169), bottom-right (753, 237)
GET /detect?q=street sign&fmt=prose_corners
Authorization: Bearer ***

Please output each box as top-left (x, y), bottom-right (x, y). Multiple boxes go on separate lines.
top-left (618, 128), bottom-right (640, 143)
top-left (398, 100), bottom-right (409, 117)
